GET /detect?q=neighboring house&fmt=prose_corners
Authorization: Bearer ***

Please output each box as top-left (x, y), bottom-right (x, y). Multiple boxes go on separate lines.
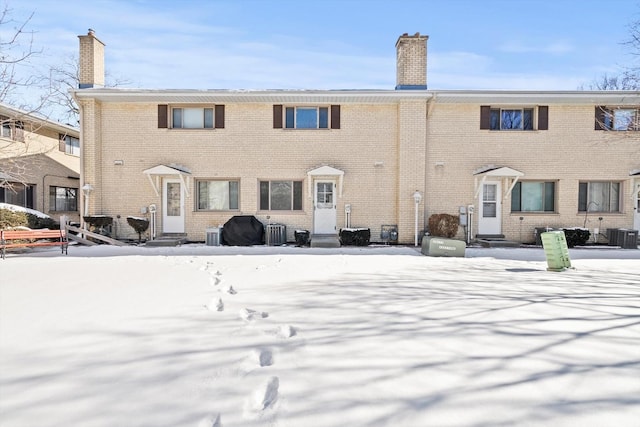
top-left (0, 103), bottom-right (81, 224)
top-left (72, 31), bottom-right (640, 245)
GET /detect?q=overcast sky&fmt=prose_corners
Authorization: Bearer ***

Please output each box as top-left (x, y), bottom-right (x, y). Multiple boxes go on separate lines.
top-left (9, 0), bottom-right (640, 98)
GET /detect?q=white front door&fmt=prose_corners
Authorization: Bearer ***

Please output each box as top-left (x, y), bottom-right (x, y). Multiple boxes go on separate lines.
top-left (314, 180), bottom-right (337, 234)
top-left (478, 181), bottom-right (502, 235)
top-left (163, 179), bottom-right (184, 233)
top-left (634, 185), bottom-right (640, 232)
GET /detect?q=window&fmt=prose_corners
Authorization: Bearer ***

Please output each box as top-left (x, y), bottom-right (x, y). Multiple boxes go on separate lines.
top-left (49, 186), bottom-right (77, 212)
top-left (197, 180), bottom-right (239, 210)
top-left (259, 180), bottom-right (303, 211)
top-left (1, 116), bottom-right (11, 138)
top-left (596, 106), bottom-right (640, 131)
top-left (159, 105), bottom-right (224, 129)
top-left (490, 108), bottom-right (533, 130)
top-left (285, 107), bottom-right (329, 129)
top-left (0, 183), bottom-right (35, 209)
top-left (0, 116), bottom-right (24, 141)
top-left (173, 107), bottom-right (214, 128)
top-left (273, 105), bottom-right (340, 129)
top-left (578, 182), bottom-right (621, 213)
top-left (60, 134), bottom-right (80, 156)
top-left (511, 181), bottom-right (555, 212)
top-left (481, 106), bottom-right (547, 130)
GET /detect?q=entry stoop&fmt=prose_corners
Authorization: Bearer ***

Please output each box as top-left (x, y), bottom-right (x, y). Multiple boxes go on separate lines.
top-left (145, 233), bottom-right (188, 247)
top-left (310, 234), bottom-right (341, 248)
top-left (475, 234), bottom-right (521, 248)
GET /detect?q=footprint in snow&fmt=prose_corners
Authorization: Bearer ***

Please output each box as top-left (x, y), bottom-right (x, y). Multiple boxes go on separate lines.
top-left (276, 325), bottom-right (296, 338)
top-left (209, 276), bottom-right (221, 287)
top-left (251, 376), bottom-right (279, 411)
top-left (226, 285), bottom-right (237, 295)
top-left (257, 348), bottom-right (273, 367)
top-left (198, 413), bottom-right (221, 427)
top-left (240, 308), bottom-right (268, 321)
top-left (205, 298), bottom-right (224, 312)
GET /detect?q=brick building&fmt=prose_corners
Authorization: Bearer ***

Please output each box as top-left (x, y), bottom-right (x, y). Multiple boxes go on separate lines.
top-left (73, 31), bottom-right (640, 245)
top-left (0, 103), bottom-right (81, 223)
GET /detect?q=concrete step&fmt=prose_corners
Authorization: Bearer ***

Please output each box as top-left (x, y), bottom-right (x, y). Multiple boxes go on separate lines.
top-left (310, 234), bottom-right (341, 248)
top-left (476, 238), bottom-right (521, 248)
top-left (145, 234), bottom-right (187, 247)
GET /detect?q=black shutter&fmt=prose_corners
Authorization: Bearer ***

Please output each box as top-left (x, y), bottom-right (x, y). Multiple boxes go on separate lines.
top-left (215, 105), bottom-right (225, 129)
top-left (259, 181), bottom-right (270, 210)
top-left (158, 105), bottom-right (168, 128)
top-left (595, 106), bottom-right (606, 130)
top-left (578, 183), bottom-right (588, 211)
top-left (331, 105), bottom-right (341, 129)
top-left (273, 105), bottom-right (283, 129)
top-left (26, 186), bottom-right (34, 209)
top-left (480, 106), bottom-right (491, 129)
top-left (538, 106), bottom-right (548, 130)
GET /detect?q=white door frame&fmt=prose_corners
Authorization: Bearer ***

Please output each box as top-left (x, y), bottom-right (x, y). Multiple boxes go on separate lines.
top-left (313, 179), bottom-right (337, 234)
top-left (162, 178), bottom-right (185, 233)
top-left (634, 184), bottom-right (640, 232)
top-left (478, 180), bottom-right (502, 235)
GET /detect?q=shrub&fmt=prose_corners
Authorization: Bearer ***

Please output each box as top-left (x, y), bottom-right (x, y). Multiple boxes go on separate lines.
top-left (428, 213), bottom-right (459, 238)
top-left (0, 208), bottom-right (28, 229)
top-left (26, 213), bottom-right (58, 230)
top-left (563, 228), bottom-right (590, 248)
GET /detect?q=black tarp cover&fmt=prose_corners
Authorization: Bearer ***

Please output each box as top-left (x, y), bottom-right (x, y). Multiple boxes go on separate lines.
top-left (221, 216), bottom-right (265, 246)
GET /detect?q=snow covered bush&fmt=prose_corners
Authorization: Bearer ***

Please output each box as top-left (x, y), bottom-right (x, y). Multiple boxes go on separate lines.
top-left (428, 213), bottom-right (459, 238)
top-left (0, 208), bottom-right (28, 229)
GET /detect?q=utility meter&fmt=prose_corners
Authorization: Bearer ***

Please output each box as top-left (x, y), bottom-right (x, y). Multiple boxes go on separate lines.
top-left (459, 206), bottom-right (467, 225)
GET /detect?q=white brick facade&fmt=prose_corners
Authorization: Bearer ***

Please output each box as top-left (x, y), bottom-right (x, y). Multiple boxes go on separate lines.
top-left (73, 34), bottom-right (640, 245)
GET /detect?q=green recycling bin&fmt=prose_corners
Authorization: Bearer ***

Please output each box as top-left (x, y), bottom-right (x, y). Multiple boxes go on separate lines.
top-left (540, 231), bottom-right (572, 271)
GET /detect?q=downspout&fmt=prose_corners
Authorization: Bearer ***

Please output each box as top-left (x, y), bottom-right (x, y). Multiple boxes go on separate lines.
top-left (424, 93), bottom-right (436, 235)
top-left (75, 95), bottom-right (87, 228)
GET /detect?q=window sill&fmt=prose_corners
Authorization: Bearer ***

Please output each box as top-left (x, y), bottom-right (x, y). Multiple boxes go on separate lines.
top-left (510, 212), bottom-right (558, 215)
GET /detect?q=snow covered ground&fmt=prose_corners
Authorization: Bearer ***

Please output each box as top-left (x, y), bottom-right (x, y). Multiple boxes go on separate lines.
top-left (1, 243), bottom-right (639, 427)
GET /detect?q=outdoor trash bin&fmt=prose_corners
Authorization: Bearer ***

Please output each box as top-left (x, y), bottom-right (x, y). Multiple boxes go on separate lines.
top-left (294, 230), bottom-right (310, 246)
top-left (421, 236), bottom-right (466, 257)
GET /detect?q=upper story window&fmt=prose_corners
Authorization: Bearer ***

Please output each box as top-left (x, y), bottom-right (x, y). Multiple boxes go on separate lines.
top-left (259, 180), bottom-right (303, 211)
top-left (273, 105), bottom-right (340, 129)
top-left (578, 181), bottom-right (621, 213)
top-left (196, 180), bottom-right (239, 211)
top-left (0, 116), bottom-right (25, 141)
top-left (595, 106), bottom-right (640, 131)
top-left (157, 105), bottom-right (225, 129)
top-left (173, 107), bottom-right (214, 128)
top-left (1, 116), bottom-right (11, 138)
top-left (286, 107), bottom-right (328, 129)
top-left (49, 186), bottom-right (78, 212)
top-left (480, 105), bottom-right (548, 131)
top-left (59, 134), bottom-right (80, 156)
top-left (511, 181), bottom-right (555, 212)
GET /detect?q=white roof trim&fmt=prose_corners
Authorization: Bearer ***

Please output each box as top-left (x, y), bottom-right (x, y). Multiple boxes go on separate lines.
top-left (474, 166), bottom-right (524, 177)
top-left (142, 164), bottom-right (191, 197)
top-left (72, 87), bottom-right (639, 105)
top-left (307, 165), bottom-right (344, 198)
top-left (474, 166), bottom-right (524, 199)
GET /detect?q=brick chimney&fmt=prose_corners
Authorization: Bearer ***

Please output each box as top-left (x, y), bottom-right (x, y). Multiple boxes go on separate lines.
top-left (78, 29), bottom-right (105, 89)
top-left (395, 32), bottom-right (428, 90)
